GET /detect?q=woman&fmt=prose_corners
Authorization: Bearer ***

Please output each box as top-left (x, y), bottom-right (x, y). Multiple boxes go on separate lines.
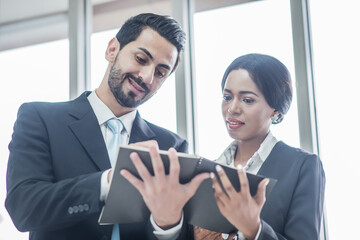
top-left (196, 53), bottom-right (325, 240)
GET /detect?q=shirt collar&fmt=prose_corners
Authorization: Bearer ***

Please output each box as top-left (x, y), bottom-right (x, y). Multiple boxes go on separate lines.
top-left (257, 131), bottom-right (278, 161)
top-left (87, 90), bottom-right (137, 135)
top-left (216, 131), bottom-right (278, 167)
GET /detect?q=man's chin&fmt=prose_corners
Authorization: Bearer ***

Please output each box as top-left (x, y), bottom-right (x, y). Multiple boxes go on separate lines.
top-left (116, 97), bottom-right (143, 109)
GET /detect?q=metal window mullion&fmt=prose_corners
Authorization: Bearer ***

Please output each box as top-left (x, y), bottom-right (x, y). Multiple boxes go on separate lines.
top-left (172, 0), bottom-right (198, 154)
top-left (68, 0), bottom-right (92, 100)
top-left (290, 0), bottom-right (327, 239)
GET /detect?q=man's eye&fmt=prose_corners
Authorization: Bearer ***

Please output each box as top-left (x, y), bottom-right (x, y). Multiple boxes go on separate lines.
top-left (156, 69), bottom-right (165, 78)
top-left (136, 56), bottom-right (146, 64)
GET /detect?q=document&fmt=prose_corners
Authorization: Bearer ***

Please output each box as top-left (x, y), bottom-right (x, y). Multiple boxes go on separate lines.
top-left (98, 145), bottom-right (277, 233)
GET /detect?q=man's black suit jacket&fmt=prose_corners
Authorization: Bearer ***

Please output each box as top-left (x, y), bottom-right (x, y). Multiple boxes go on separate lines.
top-left (6, 92), bottom-right (188, 240)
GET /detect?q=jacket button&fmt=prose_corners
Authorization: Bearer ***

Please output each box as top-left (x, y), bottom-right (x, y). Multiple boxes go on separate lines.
top-left (73, 206), bottom-right (79, 213)
top-left (79, 204), bottom-right (84, 212)
top-left (83, 204), bottom-right (89, 211)
top-left (68, 207), bottom-right (74, 214)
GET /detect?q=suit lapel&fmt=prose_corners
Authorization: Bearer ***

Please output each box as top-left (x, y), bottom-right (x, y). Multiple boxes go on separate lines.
top-left (129, 112), bottom-right (156, 144)
top-left (68, 92), bottom-right (111, 171)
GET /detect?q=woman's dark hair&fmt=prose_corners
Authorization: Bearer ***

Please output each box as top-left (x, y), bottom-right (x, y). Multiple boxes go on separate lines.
top-left (221, 53), bottom-right (293, 124)
top-left (115, 13), bottom-right (186, 72)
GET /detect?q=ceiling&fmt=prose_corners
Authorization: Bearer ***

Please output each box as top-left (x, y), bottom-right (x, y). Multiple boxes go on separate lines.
top-left (0, 0), bottom-right (248, 51)
top-left (0, 0), bottom-right (114, 25)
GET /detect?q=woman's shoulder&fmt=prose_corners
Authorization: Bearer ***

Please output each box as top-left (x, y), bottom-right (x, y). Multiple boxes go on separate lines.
top-left (271, 141), bottom-right (320, 163)
top-left (266, 141), bottom-right (324, 179)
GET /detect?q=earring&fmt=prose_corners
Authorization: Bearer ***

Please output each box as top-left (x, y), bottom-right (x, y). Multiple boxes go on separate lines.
top-left (271, 114), bottom-right (279, 124)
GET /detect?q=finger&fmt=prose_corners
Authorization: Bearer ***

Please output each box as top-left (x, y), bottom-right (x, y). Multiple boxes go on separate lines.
top-left (254, 178), bottom-right (269, 207)
top-left (120, 169), bottom-right (145, 195)
top-left (185, 172), bottom-right (210, 199)
top-left (130, 152), bottom-right (153, 183)
top-left (130, 140), bottom-right (157, 149)
top-left (168, 148), bottom-right (180, 185)
top-left (237, 164), bottom-right (250, 197)
top-left (149, 143), bottom-right (166, 179)
top-left (215, 165), bottom-right (237, 198)
top-left (211, 172), bottom-right (227, 208)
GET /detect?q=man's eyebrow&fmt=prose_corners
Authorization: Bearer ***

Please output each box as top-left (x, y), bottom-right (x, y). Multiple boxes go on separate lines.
top-left (223, 89), bottom-right (259, 97)
top-left (139, 47), bottom-right (171, 71)
top-left (139, 47), bottom-right (153, 60)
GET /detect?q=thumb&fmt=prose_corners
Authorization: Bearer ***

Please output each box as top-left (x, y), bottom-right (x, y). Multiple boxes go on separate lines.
top-left (254, 178), bottom-right (269, 207)
top-left (185, 172), bottom-right (210, 199)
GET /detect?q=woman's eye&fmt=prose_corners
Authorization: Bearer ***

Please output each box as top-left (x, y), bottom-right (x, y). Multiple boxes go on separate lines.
top-left (136, 56), bottom-right (146, 64)
top-left (243, 98), bottom-right (254, 104)
top-left (223, 95), bottom-right (231, 101)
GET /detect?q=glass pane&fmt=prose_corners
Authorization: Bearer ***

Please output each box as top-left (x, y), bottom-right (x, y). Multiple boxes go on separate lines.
top-left (91, 29), bottom-right (177, 133)
top-left (193, 0), bottom-right (299, 159)
top-left (309, 1), bottom-right (360, 238)
top-left (0, 39), bottom-right (69, 239)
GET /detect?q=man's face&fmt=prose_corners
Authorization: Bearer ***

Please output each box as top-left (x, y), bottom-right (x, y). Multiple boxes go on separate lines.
top-left (108, 28), bottom-right (178, 108)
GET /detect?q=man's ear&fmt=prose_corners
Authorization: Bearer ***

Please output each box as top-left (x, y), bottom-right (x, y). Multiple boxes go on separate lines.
top-left (105, 38), bottom-right (120, 63)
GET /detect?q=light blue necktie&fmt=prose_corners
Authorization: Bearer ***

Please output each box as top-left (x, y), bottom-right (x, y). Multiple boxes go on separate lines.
top-left (107, 118), bottom-right (124, 240)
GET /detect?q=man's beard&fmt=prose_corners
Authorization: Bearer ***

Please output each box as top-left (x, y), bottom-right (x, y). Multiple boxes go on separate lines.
top-left (108, 66), bottom-right (150, 108)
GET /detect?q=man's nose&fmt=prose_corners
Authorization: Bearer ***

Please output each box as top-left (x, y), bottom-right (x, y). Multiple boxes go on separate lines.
top-left (139, 66), bottom-right (154, 85)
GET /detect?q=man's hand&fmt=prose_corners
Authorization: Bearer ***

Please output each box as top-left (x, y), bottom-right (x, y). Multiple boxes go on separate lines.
top-left (120, 142), bottom-right (210, 229)
top-left (129, 140), bottom-right (158, 149)
top-left (106, 140), bottom-right (160, 183)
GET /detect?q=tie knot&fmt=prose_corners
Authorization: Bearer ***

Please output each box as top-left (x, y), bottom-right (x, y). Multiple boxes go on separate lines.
top-left (107, 118), bottom-right (123, 134)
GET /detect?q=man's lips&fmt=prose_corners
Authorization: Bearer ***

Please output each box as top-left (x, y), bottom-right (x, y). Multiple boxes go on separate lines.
top-left (128, 78), bottom-right (145, 93)
top-left (226, 118), bottom-right (245, 129)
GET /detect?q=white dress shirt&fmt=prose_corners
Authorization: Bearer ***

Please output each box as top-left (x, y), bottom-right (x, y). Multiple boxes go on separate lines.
top-left (87, 91), bottom-right (181, 239)
top-left (87, 91), bottom-right (136, 201)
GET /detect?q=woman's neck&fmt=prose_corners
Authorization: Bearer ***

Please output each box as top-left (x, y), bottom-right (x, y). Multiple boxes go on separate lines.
top-left (234, 134), bottom-right (268, 167)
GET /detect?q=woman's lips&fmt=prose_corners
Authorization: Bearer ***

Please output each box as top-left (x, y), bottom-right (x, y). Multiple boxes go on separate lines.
top-left (226, 118), bottom-right (245, 129)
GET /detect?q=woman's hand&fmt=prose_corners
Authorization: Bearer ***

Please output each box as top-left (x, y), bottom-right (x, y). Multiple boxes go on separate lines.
top-left (211, 165), bottom-right (269, 240)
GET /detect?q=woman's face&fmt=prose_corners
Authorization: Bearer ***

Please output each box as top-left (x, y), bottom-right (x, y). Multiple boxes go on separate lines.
top-left (222, 68), bottom-right (276, 143)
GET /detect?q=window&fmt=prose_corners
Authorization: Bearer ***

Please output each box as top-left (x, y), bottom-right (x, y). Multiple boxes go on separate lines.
top-left (309, 0), bottom-right (360, 238)
top-left (193, 0), bottom-right (299, 159)
top-left (0, 39), bottom-right (69, 239)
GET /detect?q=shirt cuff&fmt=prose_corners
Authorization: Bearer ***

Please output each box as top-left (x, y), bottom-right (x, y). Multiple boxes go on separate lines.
top-left (150, 213), bottom-right (183, 240)
top-left (254, 221), bottom-right (262, 240)
top-left (100, 169), bottom-right (111, 201)
top-left (236, 222), bottom-right (262, 240)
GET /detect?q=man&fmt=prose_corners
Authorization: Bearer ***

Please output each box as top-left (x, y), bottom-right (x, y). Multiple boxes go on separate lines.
top-left (6, 13), bottom-right (208, 240)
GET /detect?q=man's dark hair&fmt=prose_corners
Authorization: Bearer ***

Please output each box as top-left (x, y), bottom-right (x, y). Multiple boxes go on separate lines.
top-left (221, 53), bottom-right (293, 124)
top-left (116, 13), bottom-right (186, 72)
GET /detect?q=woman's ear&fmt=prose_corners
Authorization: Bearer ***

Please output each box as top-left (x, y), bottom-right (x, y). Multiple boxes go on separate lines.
top-left (272, 109), bottom-right (280, 116)
top-left (105, 37), bottom-right (120, 63)
top-left (271, 110), bottom-right (281, 124)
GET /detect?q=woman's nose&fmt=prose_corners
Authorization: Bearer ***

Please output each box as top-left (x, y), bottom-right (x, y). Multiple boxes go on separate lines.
top-left (228, 101), bottom-right (241, 115)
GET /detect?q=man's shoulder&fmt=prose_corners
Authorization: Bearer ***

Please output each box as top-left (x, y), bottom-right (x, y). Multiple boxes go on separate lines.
top-left (18, 92), bottom-right (89, 114)
top-left (142, 119), bottom-right (182, 140)
top-left (142, 119), bottom-right (188, 152)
